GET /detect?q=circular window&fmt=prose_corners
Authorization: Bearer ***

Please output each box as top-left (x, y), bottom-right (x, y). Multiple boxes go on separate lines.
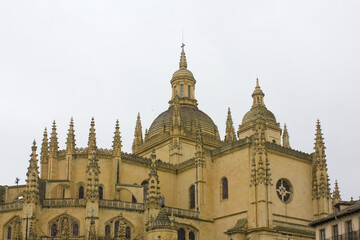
top-left (276, 179), bottom-right (293, 203)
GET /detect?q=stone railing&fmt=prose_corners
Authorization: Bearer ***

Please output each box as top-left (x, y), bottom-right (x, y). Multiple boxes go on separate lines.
top-left (42, 198), bottom-right (86, 208)
top-left (0, 201), bottom-right (23, 212)
top-left (99, 200), bottom-right (144, 212)
top-left (164, 206), bottom-right (200, 219)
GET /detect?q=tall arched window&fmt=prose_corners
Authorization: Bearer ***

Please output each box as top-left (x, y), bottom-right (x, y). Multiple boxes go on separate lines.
top-left (72, 223), bottom-right (79, 236)
top-left (78, 186), bottom-right (84, 199)
top-left (189, 185), bottom-right (195, 209)
top-left (51, 223), bottom-right (58, 237)
top-left (7, 227), bottom-right (11, 240)
top-left (189, 231), bottom-right (195, 240)
top-left (99, 186), bottom-right (103, 200)
top-left (126, 226), bottom-right (131, 240)
top-left (221, 177), bottom-right (228, 200)
top-left (114, 221), bottom-right (119, 236)
top-left (105, 225), bottom-right (111, 238)
top-left (178, 228), bottom-right (186, 240)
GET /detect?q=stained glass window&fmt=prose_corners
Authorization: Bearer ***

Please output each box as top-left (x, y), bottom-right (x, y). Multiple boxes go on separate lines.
top-left (222, 177), bottom-right (228, 200)
top-left (178, 228), bottom-right (185, 240)
top-left (190, 185), bottom-right (195, 209)
top-left (189, 231), bottom-right (195, 240)
top-left (73, 223), bottom-right (79, 236)
top-left (126, 226), bottom-right (131, 240)
top-left (276, 179), bottom-right (292, 203)
top-left (79, 186), bottom-right (84, 199)
top-left (99, 186), bottom-right (103, 200)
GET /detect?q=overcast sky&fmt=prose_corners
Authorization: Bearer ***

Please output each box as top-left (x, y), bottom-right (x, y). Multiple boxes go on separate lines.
top-left (0, 1), bottom-right (359, 201)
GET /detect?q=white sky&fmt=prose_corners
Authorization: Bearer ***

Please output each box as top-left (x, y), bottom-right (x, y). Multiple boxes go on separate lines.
top-left (0, 1), bottom-right (359, 201)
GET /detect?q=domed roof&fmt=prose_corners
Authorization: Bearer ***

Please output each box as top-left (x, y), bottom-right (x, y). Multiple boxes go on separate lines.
top-left (242, 106), bottom-right (277, 125)
top-left (147, 105), bottom-right (219, 140)
top-left (172, 68), bottom-right (194, 79)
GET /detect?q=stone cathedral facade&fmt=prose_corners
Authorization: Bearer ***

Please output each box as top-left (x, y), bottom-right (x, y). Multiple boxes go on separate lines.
top-left (0, 46), bottom-right (335, 240)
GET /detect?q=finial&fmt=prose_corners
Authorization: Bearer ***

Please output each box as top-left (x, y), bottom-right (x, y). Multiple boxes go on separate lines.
top-left (256, 78), bottom-right (260, 88)
top-left (179, 43), bottom-right (187, 69)
top-left (32, 139), bottom-right (37, 152)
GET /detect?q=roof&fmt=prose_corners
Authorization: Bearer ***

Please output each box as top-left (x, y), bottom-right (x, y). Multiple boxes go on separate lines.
top-left (309, 200), bottom-right (360, 227)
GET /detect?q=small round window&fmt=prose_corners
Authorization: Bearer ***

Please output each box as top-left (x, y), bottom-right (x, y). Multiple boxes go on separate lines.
top-left (276, 179), bottom-right (293, 203)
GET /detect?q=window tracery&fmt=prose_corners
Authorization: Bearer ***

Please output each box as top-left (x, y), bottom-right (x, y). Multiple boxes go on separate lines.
top-left (276, 179), bottom-right (293, 203)
top-left (48, 214), bottom-right (79, 239)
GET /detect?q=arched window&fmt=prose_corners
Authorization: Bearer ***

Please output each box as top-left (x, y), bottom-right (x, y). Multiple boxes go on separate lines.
top-left (221, 177), bottom-right (228, 200)
top-left (99, 186), bottom-right (103, 200)
top-left (126, 226), bottom-right (131, 240)
top-left (189, 231), bottom-right (195, 240)
top-left (51, 223), bottom-right (58, 237)
top-left (78, 186), bottom-right (84, 199)
top-left (189, 185), bottom-right (195, 209)
top-left (7, 227), bottom-right (11, 240)
top-left (114, 221), bottom-right (119, 236)
top-left (105, 225), bottom-right (111, 238)
top-left (178, 228), bottom-right (186, 240)
top-left (62, 188), bottom-right (66, 199)
top-left (188, 85), bottom-right (191, 98)
top-left (72, 223), bottom-right (79, 236)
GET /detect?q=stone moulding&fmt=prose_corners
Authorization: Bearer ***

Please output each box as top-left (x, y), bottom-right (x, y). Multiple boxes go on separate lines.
top-left (0, 201), bottom-right (23, 212)
top-left (99, 200), bottom-right (144, 212)
top-left (164, 206), bottom-right (200, 219)
top-left (42, 198), bottom-right (86, 208)
top-left (265, 142), bottom-right (312, 161)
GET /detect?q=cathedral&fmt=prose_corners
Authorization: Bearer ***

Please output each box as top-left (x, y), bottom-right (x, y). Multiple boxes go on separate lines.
top-left (0, 45), bottom-right (334, 240)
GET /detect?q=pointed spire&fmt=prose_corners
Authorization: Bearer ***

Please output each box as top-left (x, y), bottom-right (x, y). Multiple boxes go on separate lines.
top-left (179, 43), bottom-right (187, 69)
top-left (49, 121), bottom-right (59, 158)
top-left (132, 113), bottom-right (143, 153)
top-left (25, 140), bottom-right (40, 203)
top-left (66, 117), bottom-right (76, 154)
top-left (333, 180), bottom-right (341, 204)
top-left (282, 124), bottom-right (290, 148)
top-left (88, 117), bottom-right (97, 152)
top-left (224, 107), bottom-right (236, 142)
top-left (251, 78), bottom-right (265, 108)
top-left (112, 119), bottom-right (122, 157)
top-left (40, 128), bottom-right (49, 164)
top-left (315, 119), bottom-right (325, 148)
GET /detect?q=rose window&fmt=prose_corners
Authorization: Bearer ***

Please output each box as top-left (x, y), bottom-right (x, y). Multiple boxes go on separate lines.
top-left (276, 179), bottom-right (292, 203)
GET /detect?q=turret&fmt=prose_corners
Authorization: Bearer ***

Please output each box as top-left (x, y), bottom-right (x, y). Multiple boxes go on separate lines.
top-left (132, 113), bottom-right (143, 153)
top-left (282, 124), bottom-right (290, 148)
top-left (169, 44), bottom-right (198, 107)
top-left (40, 128), bottom-right (49, 179)
top-left (224, 107), bottom-right (236, 143)
top-left (312, 120), bottom-right (332, 219)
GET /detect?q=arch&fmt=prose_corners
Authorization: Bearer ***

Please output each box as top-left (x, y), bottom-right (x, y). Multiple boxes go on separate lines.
top-left (189, 185), bottom-right (195, 209)
top-left (118, 188), bottom-right (134, 202)
top-left (221, 177), bottom-right (228, 200)
top-left (178, 228), bottom-right (186, 240)
top-left (12, 192), bottom-right (25, 202)
top-left (48, 213), bottom-right (80, 238)
top-left (189, 231), bottom-right (195, 240)
top-left (104, 215), bottom-right (134, 239)
top-left (78, 186), bottom-right (84, 199)
top-left (126, 226), bottom-right (131, 240)
top-left (3, 215), bottom-right (21, 240)
top-left (99, 186), bottom-right (103, 200)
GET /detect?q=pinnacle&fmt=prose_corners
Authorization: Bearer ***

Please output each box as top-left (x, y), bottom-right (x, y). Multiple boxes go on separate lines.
top-left (179, 43), bottom-right (188, 69)
top-left (31, 139), bottom-right (37, 153)
top-left (88, 117), bottom-right (97, 150)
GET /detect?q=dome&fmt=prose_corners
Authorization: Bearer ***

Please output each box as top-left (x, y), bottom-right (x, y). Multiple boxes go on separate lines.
top-left (242, 106), bottom-right (277, 125)
top-left (147, 105), bottom-right (219, 140)
top-left (172, 68), bottom-right (194, 79)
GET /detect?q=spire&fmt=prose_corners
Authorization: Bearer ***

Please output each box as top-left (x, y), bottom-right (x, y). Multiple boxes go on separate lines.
top-left (312, 120), bottom-right (331, 218)
top-left (66, 117), bottom-right (76, 154)
top-left (25, 140), bottom-right (40, 203)
top-left (179, 43), bottom-right (187, 69)
top-left (132, 113), bottom-right (143, 153)
top-left (251, 78), bottom-right (265, 108)
top-left (146, 149), bottom-right (161, 211)
top-left (40, 128), bottom-right (49, 165)
top-left (224, 107), bottom-right (236, 142)
top-left (49, 121), bottom-right (58, 158)
top-left (333, 180), bottom-right (341, 204)
top-left (88, 117), bottom-right (97, 153)
top-left (112, 119), bottom-right (122, 157)
top-left (282, 124), bottom-right (290, 148)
